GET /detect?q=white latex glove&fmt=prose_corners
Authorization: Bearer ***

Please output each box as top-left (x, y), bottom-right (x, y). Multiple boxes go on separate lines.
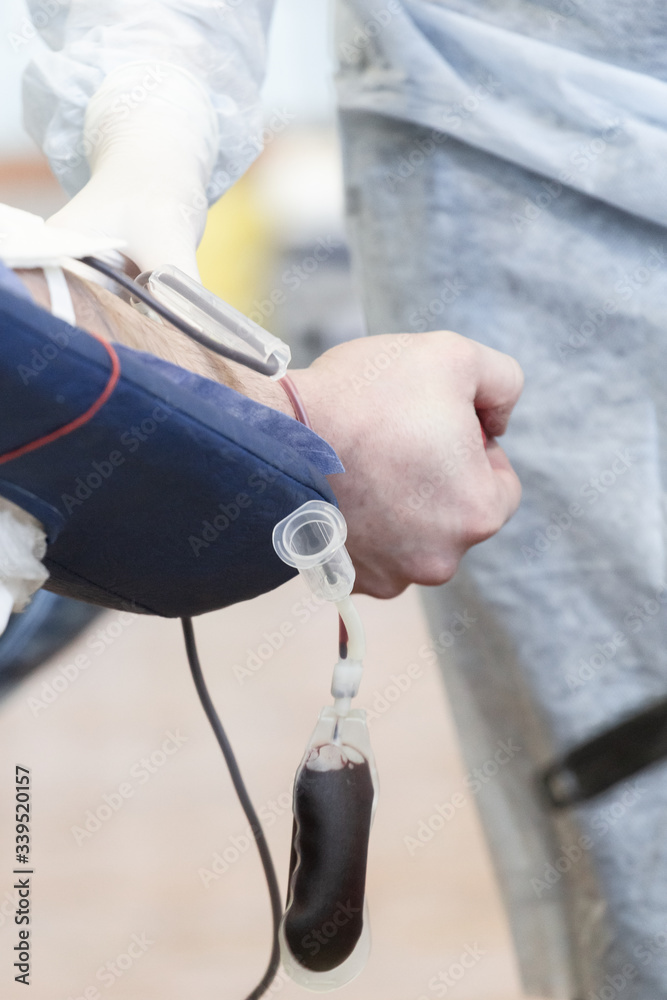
top-left (46, 61), bottom-right (219, 280)
top-left (0, 203), bottom-right (124, 269)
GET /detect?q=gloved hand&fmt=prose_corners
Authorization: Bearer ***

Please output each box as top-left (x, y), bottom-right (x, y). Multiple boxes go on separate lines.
top-left (46, 62), bottom-right (219, 279)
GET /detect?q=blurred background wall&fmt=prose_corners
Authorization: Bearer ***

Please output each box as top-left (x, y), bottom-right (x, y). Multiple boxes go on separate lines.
top-left (0, 1), bottom-right (524, 998)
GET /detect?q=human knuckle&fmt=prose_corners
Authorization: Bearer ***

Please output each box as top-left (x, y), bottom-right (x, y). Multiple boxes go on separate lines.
top-left (510, 356), bottom-right (525, 394)
top-left (411, 551), bottom-right (458, 586)
top-left (444, 336), bottom-right (480, 381)
top-left (464, 498), bottom-right (505, 543)
top-left (369, 578), bottom-right (406, 600)
top-left (442, 329), bottom-right (474, 357)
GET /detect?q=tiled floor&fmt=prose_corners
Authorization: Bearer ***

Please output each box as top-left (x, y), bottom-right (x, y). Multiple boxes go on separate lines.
top-left (0, 581), bottom-right (525, 999)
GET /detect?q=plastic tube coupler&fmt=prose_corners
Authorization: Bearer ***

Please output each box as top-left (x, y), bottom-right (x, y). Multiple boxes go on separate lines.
top-left (273, 501), bottom-right (365, 717)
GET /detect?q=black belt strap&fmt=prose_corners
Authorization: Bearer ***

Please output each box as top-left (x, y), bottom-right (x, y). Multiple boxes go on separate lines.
top-left (541, 696), bottom-right (667, 808)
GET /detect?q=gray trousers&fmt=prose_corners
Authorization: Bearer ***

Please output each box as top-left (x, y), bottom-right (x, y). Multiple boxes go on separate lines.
top-left (340, 108), bottom-right (667, 999)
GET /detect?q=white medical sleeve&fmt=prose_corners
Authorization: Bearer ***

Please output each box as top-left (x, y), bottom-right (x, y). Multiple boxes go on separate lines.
top-left (0, 498), bottom-right (48, 636)
top-left (23, 0), bottom-right (275, 205)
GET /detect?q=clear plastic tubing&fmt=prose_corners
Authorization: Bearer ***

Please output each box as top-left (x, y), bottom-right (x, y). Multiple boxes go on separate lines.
top-left (273, 501), bottom-right (375, 991)
top-left (136, 263), bottom-right (291, 378)
top-left (273, 500), bottom-right (365, 713)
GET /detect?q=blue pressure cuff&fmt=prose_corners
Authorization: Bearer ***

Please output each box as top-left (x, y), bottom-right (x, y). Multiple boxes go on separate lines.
top-left (0, 277), bottom-right (343, 617)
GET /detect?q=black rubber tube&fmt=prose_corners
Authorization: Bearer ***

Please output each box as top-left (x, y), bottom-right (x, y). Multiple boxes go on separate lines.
top-left (181, 617), bottom-right (282, 1000)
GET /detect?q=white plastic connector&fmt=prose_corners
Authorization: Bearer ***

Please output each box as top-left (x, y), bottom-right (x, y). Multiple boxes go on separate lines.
top-left (272, 501), bottom-right (355, 602)
top-left (331, 659), bottom-right (363, 700)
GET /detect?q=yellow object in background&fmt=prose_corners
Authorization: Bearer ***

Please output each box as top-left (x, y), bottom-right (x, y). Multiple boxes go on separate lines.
top-left (196, 168), bottom-right (274, 317)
